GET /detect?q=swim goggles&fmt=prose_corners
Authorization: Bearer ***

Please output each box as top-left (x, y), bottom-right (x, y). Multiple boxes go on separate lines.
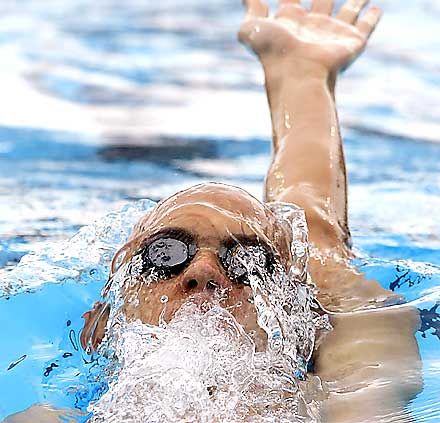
top-left (134, 228), bottom-right (277, 285)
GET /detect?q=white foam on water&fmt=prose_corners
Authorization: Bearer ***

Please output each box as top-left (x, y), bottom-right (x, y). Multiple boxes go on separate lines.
top-left (88, 304), bottom-right (325, 423)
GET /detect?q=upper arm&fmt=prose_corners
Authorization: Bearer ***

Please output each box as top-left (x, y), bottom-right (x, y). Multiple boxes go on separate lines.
top-left (315, 306), bottom-right (422, 422)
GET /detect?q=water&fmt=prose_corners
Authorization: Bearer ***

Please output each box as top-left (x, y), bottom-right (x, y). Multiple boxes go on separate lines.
top-left (0, 0), bottom-right (439, 421)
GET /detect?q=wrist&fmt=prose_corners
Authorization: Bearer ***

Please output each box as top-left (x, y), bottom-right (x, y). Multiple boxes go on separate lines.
top-left (261, 55), bottom-right (336, 94)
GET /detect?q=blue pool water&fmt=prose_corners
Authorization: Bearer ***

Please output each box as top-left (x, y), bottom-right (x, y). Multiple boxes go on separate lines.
top-left (0, 0), bottom-right (439, 421)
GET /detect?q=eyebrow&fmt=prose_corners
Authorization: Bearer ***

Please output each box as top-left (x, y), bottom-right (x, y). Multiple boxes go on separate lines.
top-left (221, 233), bottom-right (264, 247)
top-left (142, 227), bottom-right (194, 246)
top-left (143, 227), bottom-right (264, 248)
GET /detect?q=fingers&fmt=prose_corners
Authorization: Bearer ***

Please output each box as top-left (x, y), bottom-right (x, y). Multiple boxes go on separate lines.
top-left (336, 0), bottom-right (369, 24)
top-left (278, 0), bottom-right (300, 5)
top-left (356, 6), bottom-right (382, 38)
top-left (276, 5), bottom-right (305, 20)
top-left (243, 0), bottom-right (269, 19)
top-left (311, 0), bottom-right (334, 15)
top-left (276, 0), bottom-right (304, 20)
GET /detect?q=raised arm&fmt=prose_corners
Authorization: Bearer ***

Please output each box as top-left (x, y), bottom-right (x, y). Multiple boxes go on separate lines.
top-left (239, 0), bottom-right (381, 255)
top-left (239, 3), bottom-right (422, 422)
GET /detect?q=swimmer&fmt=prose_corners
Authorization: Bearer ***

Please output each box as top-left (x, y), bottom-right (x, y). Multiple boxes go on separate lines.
top-left (4, 1), bottom-right (422, 422)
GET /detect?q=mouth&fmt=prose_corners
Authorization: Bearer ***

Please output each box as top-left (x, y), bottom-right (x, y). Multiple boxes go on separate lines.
top-left (171, 282), bottom-right (246, 314)
top-left (154, 289), bottom-right (268, 354)
top-left (152, 282), bottom-right (259, 328)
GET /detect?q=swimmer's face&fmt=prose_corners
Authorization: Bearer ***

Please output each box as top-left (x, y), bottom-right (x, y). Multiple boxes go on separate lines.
top-left (82, 183), bottom-right (292, 350)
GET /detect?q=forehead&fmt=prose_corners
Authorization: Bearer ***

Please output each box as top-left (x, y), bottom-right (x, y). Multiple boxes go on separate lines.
top-left (145, 184), bottom-right (269, 238)
top-left (172, 184), bottom-right (264, 212)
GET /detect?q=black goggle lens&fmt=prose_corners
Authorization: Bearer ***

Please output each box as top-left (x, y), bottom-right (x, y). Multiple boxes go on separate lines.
top-left (147, 238), bottom-right (189, 268)
top-left (220, 244), bottom-right (269, 285)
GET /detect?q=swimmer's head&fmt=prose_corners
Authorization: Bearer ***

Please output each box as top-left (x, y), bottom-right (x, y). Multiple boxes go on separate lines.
top-left (81, 183), bottom-right (295, 351)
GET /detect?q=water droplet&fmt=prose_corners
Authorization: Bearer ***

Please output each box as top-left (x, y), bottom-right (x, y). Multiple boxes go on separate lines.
top-left (284, 112), bottom-right (292, 129)
top-left (158, 306), bottom-right (167, 328)
top-left (294, 244), bottom-right (306, 257)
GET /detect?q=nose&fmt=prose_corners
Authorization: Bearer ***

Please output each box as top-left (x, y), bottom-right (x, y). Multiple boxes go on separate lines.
top-left (178, 251), bottom-right (230, 292)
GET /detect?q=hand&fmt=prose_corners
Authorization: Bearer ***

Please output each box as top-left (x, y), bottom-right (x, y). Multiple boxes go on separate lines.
top-left (239, 0), bottom-right (382, 74)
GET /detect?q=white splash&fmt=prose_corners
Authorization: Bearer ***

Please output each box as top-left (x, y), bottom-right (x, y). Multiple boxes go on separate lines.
top-left (88, 304), bottom-right (325, 423)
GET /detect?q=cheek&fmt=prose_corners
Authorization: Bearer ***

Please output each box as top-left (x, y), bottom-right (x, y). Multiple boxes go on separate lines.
top-left (121, 281), bottom-right (185, 325)
top-left (227, 285), bottom-right (252, 304)
top-left (226, 286), bottom-right (255, 321)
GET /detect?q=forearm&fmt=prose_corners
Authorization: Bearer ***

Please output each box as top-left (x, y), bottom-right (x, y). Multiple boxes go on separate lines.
top-left (262, 57), bottom-right (336, 148)
top-left (262, 56), bottom-right (348, 252)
